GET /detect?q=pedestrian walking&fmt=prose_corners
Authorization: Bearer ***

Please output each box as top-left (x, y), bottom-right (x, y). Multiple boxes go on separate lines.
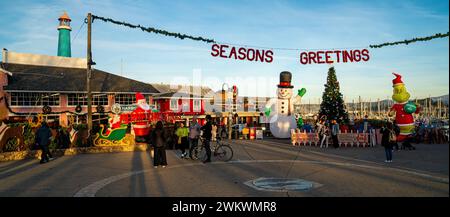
top-left (242, 124), bottom-right (249, 140)
top-left (36, 122), bottom-right (54, 164)
top-left (188, 116), bottom-right (201, 159)
top-left (56, 126), bottom-right (70, 149)
top-left (175, 122), bottom-right (189, 158)
top-left (200, 115), bottom-right (213, 163)
top-left (331, 120), bottom-right (340, 148)
top-left (381, 122), bottom-right (396, 163)
top-left (316, 119), bottom-right (327, 148)
top-left (219, 124), bottom-right (228, 139)
top-left (151, 121), bottom-right (168, 168)
top-left (392, 120), bottom-right (400, 150)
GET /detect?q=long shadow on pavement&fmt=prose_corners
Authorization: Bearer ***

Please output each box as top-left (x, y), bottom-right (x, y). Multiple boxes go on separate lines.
top-left (0, 156), bottom-right (81, 196)
top-left (129, 146), bottom-right (149, 196)
top-left (0, 159), bottom-right (40, 180)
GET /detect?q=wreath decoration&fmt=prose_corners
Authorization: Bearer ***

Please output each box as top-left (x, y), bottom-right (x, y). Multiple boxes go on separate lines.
top-left (75, 105), bottom-right (82, 113)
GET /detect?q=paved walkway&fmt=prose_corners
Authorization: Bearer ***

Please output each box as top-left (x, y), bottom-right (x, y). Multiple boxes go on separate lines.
top-left (0, 139), bottom-right (448, 197)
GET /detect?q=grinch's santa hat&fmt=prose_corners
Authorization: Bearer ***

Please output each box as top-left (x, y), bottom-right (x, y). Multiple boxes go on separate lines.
top-left (392, 73), bottom-right (404, 86)
top-left (135, 92), bottom-right (150, 110)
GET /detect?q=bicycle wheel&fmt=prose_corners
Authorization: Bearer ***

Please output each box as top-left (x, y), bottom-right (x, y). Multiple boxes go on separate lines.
top-left (199, 146), bottom-right (208, 162)
top-left (214, 144), bottom-right (233, 162)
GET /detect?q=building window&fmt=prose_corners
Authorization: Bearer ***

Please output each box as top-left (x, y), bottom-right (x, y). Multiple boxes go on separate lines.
top-left (153, 101), bottom-right (159, 111)
top-left (182, 99), bottom-right (190, 112)
top-left (193, 99), bottom-right (201, 112)
top-left (114, 94), bottom-right (135, 105)
top-left (9, 92), bottom-right (60, 106)
top-left (68, 93), bottom-right (108, 106)
top-left (170, 99), bottom-right (178, 111)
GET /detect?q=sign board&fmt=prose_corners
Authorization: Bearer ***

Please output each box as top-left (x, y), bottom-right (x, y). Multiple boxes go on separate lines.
top-left (256, 130), bottom-right (263, 139)
top-left (121, 104), bottom-right (137, 112)
top-left (337, 132), bottom-right (369, 144)
top-left (259, 116), bottom-right (268, 124)
top-left (113, 104), bottom-right (156, 113)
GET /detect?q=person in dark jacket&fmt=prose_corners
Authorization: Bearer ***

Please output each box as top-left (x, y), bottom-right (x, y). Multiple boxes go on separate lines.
top-left (36, 122), bottom-right (53, 164)
top-left (392, 120), bottom-right (400, 150)
top-left (56, 127), bottom-right (70, 149)
top-left (331, 120), bottom-right (340, 148)
top-left (200, 115), bottom-right (213, 163)
top-left (151, 121), bottom-right (168, 168)
top-left (381, 122), bottom-right (395, 163)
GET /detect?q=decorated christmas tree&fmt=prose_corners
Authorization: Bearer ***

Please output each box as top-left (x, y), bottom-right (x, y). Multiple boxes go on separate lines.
top-left (319, 66), bottom-right (349, 123)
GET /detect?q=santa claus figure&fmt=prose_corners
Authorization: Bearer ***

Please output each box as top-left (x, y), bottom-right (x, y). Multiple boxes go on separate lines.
top-left (265, 71), bottom-right (306, 138)
top-left (388, 73), bottom-right (420, 142)
top-left (132, 92), bottom-right (151, 137)
top-left (105, 113), bottom-right (121, 135)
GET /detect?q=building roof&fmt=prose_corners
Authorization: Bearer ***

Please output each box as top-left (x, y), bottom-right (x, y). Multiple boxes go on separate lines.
top-left (1, 63), bottom-right (160, 94)
top-left (150, 83), bottom-right (214, 97)
top-left (153, 91), bottom-right (213, 99)
top-left (58, 12), bottom-right (71, 21)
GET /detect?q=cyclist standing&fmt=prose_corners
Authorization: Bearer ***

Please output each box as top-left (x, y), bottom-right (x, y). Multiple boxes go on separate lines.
top-left (201, 115), bottom-right (213, 163)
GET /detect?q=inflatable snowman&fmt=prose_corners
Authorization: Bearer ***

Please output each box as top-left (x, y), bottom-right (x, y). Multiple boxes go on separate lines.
top-left (265, 71), bottom-right (306, 138)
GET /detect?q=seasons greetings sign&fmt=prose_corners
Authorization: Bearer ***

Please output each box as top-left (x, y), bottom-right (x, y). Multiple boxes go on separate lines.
top-left (210, 43), bottom-right (370, 65)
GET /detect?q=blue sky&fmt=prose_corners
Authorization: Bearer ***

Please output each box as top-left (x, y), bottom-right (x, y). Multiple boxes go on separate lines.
top-left (0, 0), bottom-right (448, 102)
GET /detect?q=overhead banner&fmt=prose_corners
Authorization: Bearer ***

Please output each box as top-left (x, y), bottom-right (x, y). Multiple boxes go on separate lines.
top-left (210, 44), bottom-right (370, 65)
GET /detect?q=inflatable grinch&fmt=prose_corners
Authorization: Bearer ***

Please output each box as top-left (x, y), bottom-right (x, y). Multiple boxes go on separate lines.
top-left (388, 73), bottom-right (421, 142)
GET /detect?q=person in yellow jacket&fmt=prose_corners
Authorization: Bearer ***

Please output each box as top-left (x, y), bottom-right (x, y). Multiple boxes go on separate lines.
top-left (242, 124), bottom-right (250, 140)
top-left (175, 122), bottom-right (189, 158)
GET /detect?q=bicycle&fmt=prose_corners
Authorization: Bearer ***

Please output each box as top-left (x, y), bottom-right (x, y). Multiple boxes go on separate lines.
top-left (191, 136), bottom-right (234, 162)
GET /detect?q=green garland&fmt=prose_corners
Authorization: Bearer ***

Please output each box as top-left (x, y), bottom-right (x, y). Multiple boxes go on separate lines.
top-left (369, 32), bottom-right (449, 48)
top-left (92, 15), bottom-right (216, 43)
top-left (89, 15), bottom-right (447, 49)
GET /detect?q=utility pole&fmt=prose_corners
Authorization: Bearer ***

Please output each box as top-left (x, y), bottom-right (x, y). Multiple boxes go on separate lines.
top-left (87, 13), bottom-right (93, 134)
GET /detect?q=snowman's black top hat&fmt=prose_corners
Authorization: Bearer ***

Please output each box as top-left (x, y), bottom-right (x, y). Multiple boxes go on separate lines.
top-left (278, 71), bottom-right (293, 88)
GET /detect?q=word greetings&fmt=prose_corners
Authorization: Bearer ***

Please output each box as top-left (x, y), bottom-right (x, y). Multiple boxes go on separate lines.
top-left (211, 44), bottom-right (274, 63)
top-left (299, 49), bottom-right (370, 65)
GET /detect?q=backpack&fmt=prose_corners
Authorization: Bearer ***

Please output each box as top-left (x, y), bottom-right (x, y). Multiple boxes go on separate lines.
top-left (388, 129), bottom-right (397, 143)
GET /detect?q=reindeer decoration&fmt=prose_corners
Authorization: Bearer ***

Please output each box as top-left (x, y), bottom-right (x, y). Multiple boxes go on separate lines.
top-left (0, 91), bottom-right (25, 152)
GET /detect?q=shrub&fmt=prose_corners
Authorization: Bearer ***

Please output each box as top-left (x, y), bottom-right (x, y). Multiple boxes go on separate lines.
top-left (4, 138), bottom-right (19, 152)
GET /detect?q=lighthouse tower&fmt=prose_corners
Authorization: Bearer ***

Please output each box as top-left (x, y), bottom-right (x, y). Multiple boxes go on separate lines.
top-left (57, 12), bottom-right (72, 57)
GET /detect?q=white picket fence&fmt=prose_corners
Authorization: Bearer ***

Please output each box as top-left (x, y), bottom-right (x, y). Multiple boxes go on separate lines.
top-left (290, 129), bottom-right (379, 148)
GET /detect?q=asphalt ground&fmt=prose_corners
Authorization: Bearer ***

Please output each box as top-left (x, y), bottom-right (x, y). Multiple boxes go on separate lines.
top-left (0, 139), bottom-right (448, 197)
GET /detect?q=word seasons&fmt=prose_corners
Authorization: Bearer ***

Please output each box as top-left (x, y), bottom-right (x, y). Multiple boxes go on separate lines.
top-left (211, 44), bottom-right (273, 63)
top-left (210, 44), bottom-right (370, 65)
